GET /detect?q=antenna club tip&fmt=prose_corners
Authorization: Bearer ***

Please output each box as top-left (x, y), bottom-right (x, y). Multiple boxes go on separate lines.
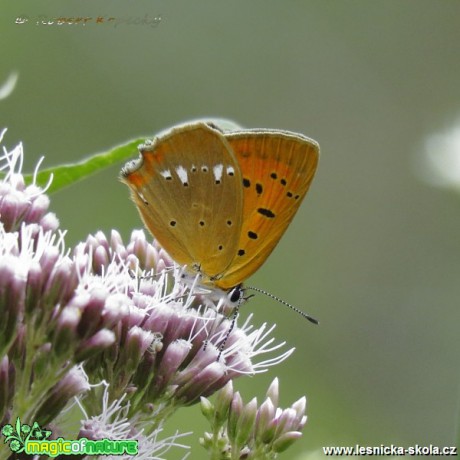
top-left (246, 285), bottom-right (319, 326)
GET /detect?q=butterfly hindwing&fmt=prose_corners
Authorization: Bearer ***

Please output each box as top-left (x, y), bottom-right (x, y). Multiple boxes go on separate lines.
top-left (215, 129), bottom-right (319, 289)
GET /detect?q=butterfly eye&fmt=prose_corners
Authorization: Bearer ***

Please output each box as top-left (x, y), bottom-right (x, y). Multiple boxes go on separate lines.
top-left (228, 284), bottom-right (244, 304)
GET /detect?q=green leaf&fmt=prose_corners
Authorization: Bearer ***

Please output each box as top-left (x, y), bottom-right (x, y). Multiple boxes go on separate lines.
top-left (22, 138), bottom-right (143, 194)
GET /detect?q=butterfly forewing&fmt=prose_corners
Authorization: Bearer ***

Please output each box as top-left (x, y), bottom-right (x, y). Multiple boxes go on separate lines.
top-left (121, 123), bottom-right (244, 280)
top-left (216, 130), bottom-right (319, 289)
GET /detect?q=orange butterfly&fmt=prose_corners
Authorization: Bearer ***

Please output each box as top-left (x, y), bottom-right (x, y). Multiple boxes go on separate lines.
top-left (121, 121), bottom-right (319, 294)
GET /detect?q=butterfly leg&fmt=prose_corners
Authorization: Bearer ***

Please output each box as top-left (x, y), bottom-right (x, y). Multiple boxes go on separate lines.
top-left (217, 284), bottom-right (244, 361)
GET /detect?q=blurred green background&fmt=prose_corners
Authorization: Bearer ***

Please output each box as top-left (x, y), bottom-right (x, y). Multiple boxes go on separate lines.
top-left (1, 1), bottom-right (459, 458)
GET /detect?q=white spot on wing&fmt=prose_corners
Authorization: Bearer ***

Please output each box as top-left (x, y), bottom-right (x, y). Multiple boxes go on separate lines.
top-left (137, 191), bottom-right (148, 204)
top-left (213, 164), bottom-right (223, 182)
top-left (176, 165), bottom-right (188, 184)
top-left (160, 169), bottom-right (172, 179)
top-left (226, 166), bottom-right (235, 175)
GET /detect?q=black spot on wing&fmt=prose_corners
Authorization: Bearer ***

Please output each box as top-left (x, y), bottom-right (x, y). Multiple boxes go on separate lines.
top-left (257, 208), bottom-right (275, 218)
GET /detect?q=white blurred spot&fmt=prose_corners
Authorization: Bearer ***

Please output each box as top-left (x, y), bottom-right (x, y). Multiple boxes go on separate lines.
top-left (420, 120), bottom-right (460, 189)
top-left (175, 165), bottom-right (188, 184)
top-left (213, 164), bottom-right (223, 182)
top-left (160, 169), bottom-right (172, 180)
top-left (0, 72), bottom-right (19, 100)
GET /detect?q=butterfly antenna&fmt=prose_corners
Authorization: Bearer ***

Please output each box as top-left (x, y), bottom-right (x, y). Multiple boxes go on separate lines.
top-left (246, 285), bottom-right (319, 325)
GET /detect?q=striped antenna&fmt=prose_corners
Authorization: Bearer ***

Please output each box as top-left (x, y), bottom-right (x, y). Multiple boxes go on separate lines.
top-left (246, 285), bottom-right (319, 325)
